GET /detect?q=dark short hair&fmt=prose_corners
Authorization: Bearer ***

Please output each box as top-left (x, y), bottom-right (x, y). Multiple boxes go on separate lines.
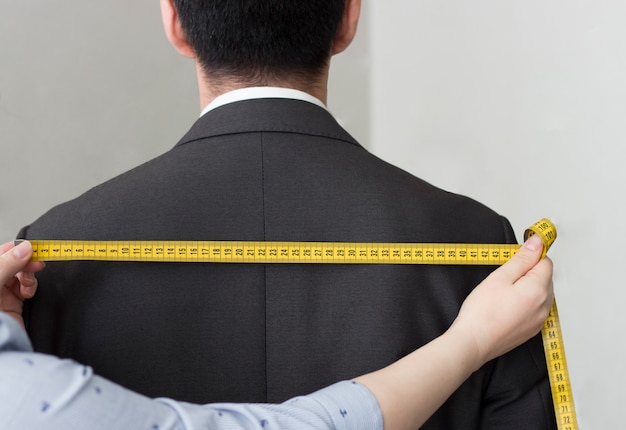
top-left (172, 0), bottom-right (346, 83)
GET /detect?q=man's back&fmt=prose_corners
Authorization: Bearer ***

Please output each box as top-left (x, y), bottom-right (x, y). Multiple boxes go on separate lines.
top-left (21, 98), bottom-right (555, 428)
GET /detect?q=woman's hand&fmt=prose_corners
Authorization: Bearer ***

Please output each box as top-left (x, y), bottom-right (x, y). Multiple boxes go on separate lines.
top-left (0, 241), bottom-right (45, 329)
top-left (451, 233), bottom-right (554, 368)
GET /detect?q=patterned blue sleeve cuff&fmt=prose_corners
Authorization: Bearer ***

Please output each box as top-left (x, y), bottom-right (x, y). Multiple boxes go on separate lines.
top-left (0, 312), bottom-right (33, 353)
top-left (287, 380), bottom-right (384, 430)
top-left (159, 380), bottom-right (384, 430)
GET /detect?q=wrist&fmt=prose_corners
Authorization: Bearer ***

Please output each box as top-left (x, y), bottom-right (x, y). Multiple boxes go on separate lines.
top-left (444, 321), bottom-right (485, 373)
top-left (4, 311), bottom-right (25, 331)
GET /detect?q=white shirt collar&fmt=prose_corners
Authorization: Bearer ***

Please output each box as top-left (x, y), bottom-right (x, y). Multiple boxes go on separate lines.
top-left (199, 87), bottom-right (328, 117)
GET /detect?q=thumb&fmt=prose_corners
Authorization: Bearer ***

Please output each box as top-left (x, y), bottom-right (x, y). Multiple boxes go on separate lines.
top-left (0, 241), bottom-right (34, 282)
top-left (493, 234), bottom-right (545, 283)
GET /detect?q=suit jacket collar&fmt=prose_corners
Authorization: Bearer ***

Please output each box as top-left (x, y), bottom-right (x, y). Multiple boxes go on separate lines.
top-left (175, 98), bottom-right (361, 149)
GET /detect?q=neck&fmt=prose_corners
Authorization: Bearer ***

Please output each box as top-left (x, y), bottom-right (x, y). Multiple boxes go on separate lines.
top-left (194, 63), bottom-right (330, 112)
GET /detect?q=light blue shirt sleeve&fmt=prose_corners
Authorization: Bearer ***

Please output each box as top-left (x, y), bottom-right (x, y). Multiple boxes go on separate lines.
top-left (0, 313), bottom-right (383, 430)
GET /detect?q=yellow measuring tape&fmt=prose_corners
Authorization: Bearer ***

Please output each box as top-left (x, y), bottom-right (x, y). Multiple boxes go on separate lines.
top-left (28, 218), bottom-right (577, 429)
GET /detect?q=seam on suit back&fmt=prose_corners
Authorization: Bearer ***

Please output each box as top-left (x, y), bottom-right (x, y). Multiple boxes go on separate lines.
top-left (260, 131), bottom-right (269, 402)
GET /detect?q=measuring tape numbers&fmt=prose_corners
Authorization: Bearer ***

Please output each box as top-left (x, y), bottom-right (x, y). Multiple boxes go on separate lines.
top-left (27, 218), bottom-right (577, 429)
top-left (524, 220), bottom-right (579, 430)
top-left (29, 240), bottom-right (523, 265)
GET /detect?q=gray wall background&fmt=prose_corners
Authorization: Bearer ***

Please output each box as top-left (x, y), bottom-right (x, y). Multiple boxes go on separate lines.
top-left (1, 2), bottom-right (369, 237)
top-left (2, 1), bottom-right (621, 427)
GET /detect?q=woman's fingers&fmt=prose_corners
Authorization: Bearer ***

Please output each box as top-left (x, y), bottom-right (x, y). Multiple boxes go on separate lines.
top-left (491, 234), bottom-right (545, 284)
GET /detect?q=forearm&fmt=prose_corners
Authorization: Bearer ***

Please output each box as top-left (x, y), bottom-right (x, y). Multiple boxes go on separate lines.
top-left (354, 326), bottom-right (480, 430)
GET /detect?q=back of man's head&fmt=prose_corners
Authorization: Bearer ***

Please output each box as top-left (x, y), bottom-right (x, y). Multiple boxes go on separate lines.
top-left (172, 0), bottom-right (346, 85)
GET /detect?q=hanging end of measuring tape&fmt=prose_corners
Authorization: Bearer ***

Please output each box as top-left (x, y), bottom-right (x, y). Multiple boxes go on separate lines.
top-left (523, 218), bottom-right (557, 258)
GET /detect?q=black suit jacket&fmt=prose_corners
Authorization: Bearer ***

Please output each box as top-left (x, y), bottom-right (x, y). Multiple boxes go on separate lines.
top-left (20, 98), bottom-right (556, 429)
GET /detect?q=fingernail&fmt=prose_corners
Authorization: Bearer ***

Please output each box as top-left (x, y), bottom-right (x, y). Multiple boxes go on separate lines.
top-left (12, 241), bottom-right (32, 259)
top-left (21, 272), bottom-right (36, 286)
top-left (523, 233), bottom-right (543, 251)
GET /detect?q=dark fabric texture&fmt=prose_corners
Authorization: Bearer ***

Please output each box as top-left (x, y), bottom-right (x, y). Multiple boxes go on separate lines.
top-left (20, 98), bottom-right (556, 429)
